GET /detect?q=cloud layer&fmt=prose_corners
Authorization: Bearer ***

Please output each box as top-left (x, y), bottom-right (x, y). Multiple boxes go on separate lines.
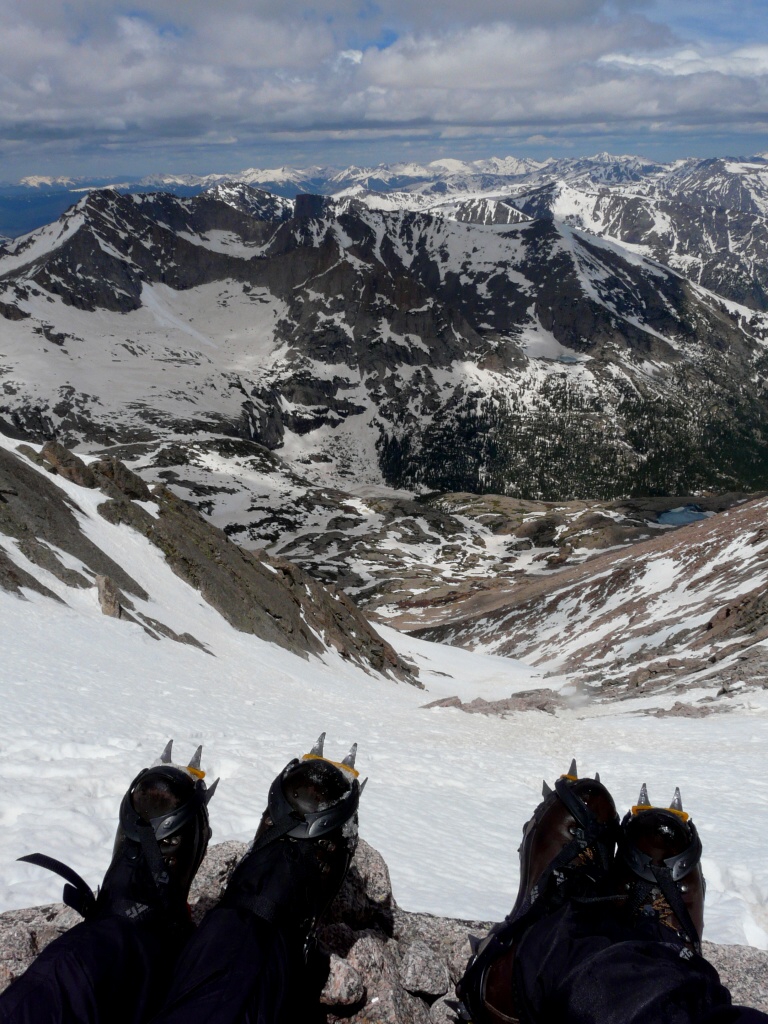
top-left (1, 0), bottom-right (767, 176)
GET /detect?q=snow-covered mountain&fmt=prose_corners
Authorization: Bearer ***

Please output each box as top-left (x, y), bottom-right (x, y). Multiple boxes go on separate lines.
top-left (2, 183), bottom-right (768, 500)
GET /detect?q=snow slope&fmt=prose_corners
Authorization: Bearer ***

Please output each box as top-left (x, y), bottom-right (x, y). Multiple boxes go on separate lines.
top-left (0, 433), bottom-right (767, 949)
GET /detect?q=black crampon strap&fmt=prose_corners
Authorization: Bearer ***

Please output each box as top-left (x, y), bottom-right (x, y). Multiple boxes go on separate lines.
top-left (651, 862), bottom-right (702, 954)
top-left (134, 819), bottom-right (173, 912)
top-left (17, 853), bottom-right (97, 919)
top-left (250, 813), bottom-right (305, 854)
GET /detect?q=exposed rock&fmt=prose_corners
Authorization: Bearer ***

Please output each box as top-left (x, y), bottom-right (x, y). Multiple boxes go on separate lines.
top-left (0, 440), bottom-right (416, 682)
top-left (321, 953), bottom-right (366, 1006)
top-left (0, 546), bottom-right (63, 601)
top-left (399, 940), bottom-right (450, 998)
top-left (0, 300), bottom-right (29, 321)
top-left (428, 996), bottom-right (459, 1023)
top-left (0, 445), bottom-right (147, 599)
top-left (651, 701), bottom-right (714, 718)
top-left (95, 574), bottom-right (124, 617)
top-left (422, 689), bottom-right (562, 717)
top-left (40, 440), bottom-right (96, 488)
top-left (416, 495), bottom-right (768, 697)
top-left (97, 483), bottom-right (416, 680)
top-left (91, 457), bottom-right (152, 501)
top-left (704, 940), bottom-right (768, 1010)
top-left (17, 537), bottom-right (91, 589)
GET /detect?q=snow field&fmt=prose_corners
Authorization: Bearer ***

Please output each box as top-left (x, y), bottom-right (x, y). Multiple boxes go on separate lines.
top-left (0, 435), bottom-right (767, 949)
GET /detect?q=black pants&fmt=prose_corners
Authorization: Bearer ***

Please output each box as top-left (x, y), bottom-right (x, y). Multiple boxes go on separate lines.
top-left (513, 900), bottom-right (768, 1024)
top-left (2, 900), bottom-right (768, 1023)
top-left (0, 908), bottom-right (309, 1024)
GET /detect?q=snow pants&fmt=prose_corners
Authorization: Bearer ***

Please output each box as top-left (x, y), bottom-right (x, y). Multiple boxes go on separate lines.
top-left (0, 907), bottom-right (317, 1024)
top-left (512, 900), bottom-right (768, 1024)
top-left (2, 899), bottom-right (768, 1024)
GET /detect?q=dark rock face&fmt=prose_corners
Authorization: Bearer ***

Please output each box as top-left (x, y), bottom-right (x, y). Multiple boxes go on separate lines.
top-left (0, 445), bottom-right (148, 598)
top-left (1, 839), bottom-right (766, 1020)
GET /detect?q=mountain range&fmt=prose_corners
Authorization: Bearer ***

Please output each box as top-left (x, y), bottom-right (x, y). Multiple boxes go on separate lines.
top-left (2, 162), bottom-right (768, 502)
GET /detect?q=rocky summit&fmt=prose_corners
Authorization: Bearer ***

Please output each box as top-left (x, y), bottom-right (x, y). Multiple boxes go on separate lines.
top-left (1, 167), bottom-right (768, 499)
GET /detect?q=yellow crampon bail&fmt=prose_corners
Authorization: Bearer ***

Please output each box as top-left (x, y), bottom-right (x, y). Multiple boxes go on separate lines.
top-left (630, 784), bottom-right (689, 822)
top-left (302, 733), bottom-right (360, 778)
top-left (158, 739), bottom-right (207, 780)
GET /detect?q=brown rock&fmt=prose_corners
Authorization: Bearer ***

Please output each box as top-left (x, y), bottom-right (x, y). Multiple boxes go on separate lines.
top-left (40, 441), bottom-right (96, 488)
top-left (399, 940), bottom-right (450, 998)
top-left (652, 701), bottom-right (713, 719)
top-left (91, 457), bottom-right (152, 501)
top-left (321, 953), bottom-right (366, 1006)
top-left (95, 574), bottom-right (123, 617)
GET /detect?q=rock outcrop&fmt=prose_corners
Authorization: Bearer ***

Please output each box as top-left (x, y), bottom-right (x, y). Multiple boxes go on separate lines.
top-left (1, 839), bottom-right (766, 1020)
top-left (0, 441), bottom-right (417, 682)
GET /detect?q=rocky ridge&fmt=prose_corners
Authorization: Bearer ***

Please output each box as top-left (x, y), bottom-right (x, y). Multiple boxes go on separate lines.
top-left (1, 839), bottom-right (766, 1021)
top-left (0, 437), bottom-right (415, 681)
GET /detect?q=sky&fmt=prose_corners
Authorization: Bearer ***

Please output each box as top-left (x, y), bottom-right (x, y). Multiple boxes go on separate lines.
top-left (0, 0), bottom-right (767, 180)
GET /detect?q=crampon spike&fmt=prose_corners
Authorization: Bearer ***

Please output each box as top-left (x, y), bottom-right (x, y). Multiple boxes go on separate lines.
top-left (204, 778), bottom-right (219, 803)
top-left (594, 771), bottom-right (601, 783)
top-left (560, 758), bottom-right (578, 781)
top-left (310, 732), bottom-right (326, 757)
top-left (359, 777), bottom-right (368, 795)
top-left (670, 787), bottom-right (683, 812)
top-left (469, 934), bottom-right (481, 954)
top-left (631, 783), bottom-right (652, 815)
top-left (342, 743), bottom-right (357, 769)
top-left (542, 779), bottom-right (553, 797)
top-left (160, 740), bottom-right (173, 764)
top-left (188, 745), bottom-right (203, 771)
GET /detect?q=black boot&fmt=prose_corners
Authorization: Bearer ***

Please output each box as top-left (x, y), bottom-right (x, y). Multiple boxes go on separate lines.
top-left (20, 740), bottom-right (217, 935)
top-left (221, 733), bottom-right (361, 948)
top-left (616, 784), bottom-right (705, 953)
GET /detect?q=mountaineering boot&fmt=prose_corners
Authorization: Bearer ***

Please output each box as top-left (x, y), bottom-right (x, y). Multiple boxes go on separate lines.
top-left (19, 741), bottom-right (217, 934)
top-left (616, 785), bottom-right (705, 953)
top-left (457, 761), bottom-right (619, 1024)
top-left (221, 733), bottom-right (362, 949)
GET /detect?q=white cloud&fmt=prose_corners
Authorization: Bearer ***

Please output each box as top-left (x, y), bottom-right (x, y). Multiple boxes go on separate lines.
top-left (0, 0), bottom-right (766, 173)
top-left (602, 45), bottom-right (768, 77)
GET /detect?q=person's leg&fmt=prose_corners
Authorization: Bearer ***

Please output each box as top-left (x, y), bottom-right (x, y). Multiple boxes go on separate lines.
top-left (512, 899), bottom-right (735, 1024)
top-left (151, 733), bottom-right (361, 1024)
top-left (146, 909), bottom-right (309, 1024)
top-left (0, 916), bottom-right (185, 1024)
top-left (458, 772), bottom-right (768, 1024)
top-left (457, 760), bottom-right (620, 1023)
top-left (0, 743), bottom-right (215, 1024)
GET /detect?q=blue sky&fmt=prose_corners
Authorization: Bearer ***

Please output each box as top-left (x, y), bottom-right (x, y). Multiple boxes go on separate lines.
top-left (1, 0), bottom-right (766, 180)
